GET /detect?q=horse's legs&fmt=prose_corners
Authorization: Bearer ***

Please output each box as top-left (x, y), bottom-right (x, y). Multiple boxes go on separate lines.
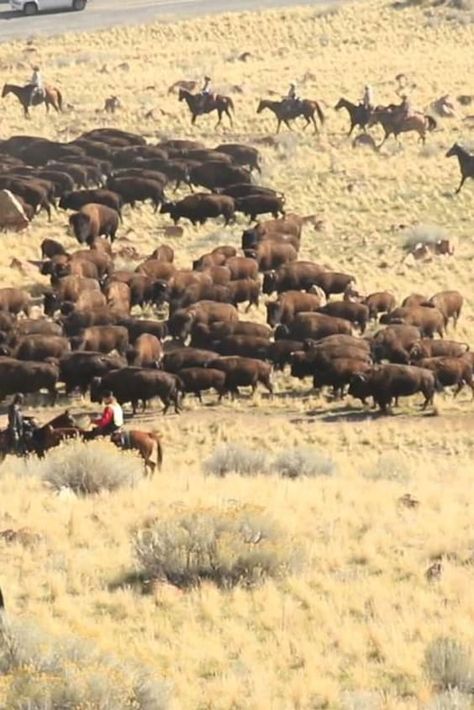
top-left (215, 110), bottom-right (222, 130)
top-left (275, 119), bottom-right (281, 134)
top-left (456, 175), bottom-right (466, 194)
top-left (310, 115), bottom-right (318, 135)
top-left (191, 113), bottom-right (197, 125)
top-left (283, 119), bottom-right (293, 131)
top-left (226, 108), bottom-right (233, 127)
top-left (348, 123), bottom-right (355, 137)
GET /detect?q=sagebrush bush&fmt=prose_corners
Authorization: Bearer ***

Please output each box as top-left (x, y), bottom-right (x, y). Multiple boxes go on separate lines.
top-left (341, 690), bottom-right (382, 710)
top-left (204, 443), bottom-right (268, 477)
top-left (365, 453), bottom-right (411, 482)
top-left (426, 689), bottom-right (473, 710)
top-left (402, 223), bottom-right (450, 250)
top-left (0, 617), bottom-right (169, 709)
top-left (134, 508), bottom-right (296, 589)
top-left (274, 446), bottom-right (336, 478)
top-left (36, 439), bottom-right (143, 495)
top-left (424, 637), bottom-right (474, 692)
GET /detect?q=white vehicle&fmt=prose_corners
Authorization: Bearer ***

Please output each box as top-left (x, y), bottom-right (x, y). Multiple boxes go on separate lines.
top-left (9, 0), bottom-right (87, 14)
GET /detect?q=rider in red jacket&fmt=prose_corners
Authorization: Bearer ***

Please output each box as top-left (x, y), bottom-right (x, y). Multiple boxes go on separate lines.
top-left (90, 392), bottom-right (124, 438)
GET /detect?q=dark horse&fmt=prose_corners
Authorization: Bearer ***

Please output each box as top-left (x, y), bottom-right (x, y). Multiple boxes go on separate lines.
top-left (2, 83), bottom-right (63, 119)
top-left (110, 430), bottom-right (163, 476)
top-left (446, 143), bottom-right (474, 194)
top-left (256, 98), bottom-right (325, 134)
top-left (334, 97), bottom-right (371, 136)
top-left (0, 410), bottom-right (78, 462)
top-left (368, 106), bottom-right (437, 148)
top-left (178, 88), bottom-right (234, 127)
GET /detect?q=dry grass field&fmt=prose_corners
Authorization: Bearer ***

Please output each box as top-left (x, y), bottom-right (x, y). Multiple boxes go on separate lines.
top-left (0, 0), bottom-right (474, 707)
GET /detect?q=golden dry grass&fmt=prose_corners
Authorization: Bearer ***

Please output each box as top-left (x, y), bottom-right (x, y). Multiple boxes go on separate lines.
top-left (0, 1), bottom-right (473, 707)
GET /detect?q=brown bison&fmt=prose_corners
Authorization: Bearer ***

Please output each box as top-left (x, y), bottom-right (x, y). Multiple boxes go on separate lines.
top-left (59, 351), bottom-right (126, 395)
top-left (317, 301), bottom-right (369, 334)
top-left (245, 241), bottom-right (297, 272)
top-left (0, 288), bottom-right (30, 316)
top-left (14, 335), bottom-right (70, 362)
top-left (161, 193), bottom-right (235, 225)
top-left (59, 189), bottom-right (123, 215)
top-left (409, 339), bottom-right (469, 361)
top-left (262, 262), bottom-right (325, 295)
top-left (364, 291), bottom-right (396, 319)
top-left (380, 306), bottom-right (445, 338)
top-left (428, 291), bottom-right (463, 329)
top-left (226, 256), bottom-right (259, 281)
top-left (177, 367), bottom-right (227, 402)
top-left (69, 204), bottom-right (119, 245)
top-left (75, 325), bottom-right (129, 355)
top-left (372, 325), bottom-right (422, 364)
top-left (106, 177), bottom-right (164, 212)
top-left (277, 312), bottom-right (352, 341)
top-left (235, 194), bottom-right (285, 221)
top-left (416, 356), bottom-right (474, 398)
top-left (191, 320), bottom-right (272, 348)
top-left (266, 291), bottom-right (323, 327)
top-left (0, 359), bottom-right (59, 404)
top-left (211, 335), bottom-right (270, 360)
top-left (126, 333), bottom-right (163, 368)
top-left (163, 347), bottom-right (219, 373)
top-left (168, 301), bottom-right (238, 340)
top-left (208, 356), bottom-right (273, 397)
top-left (349, 364), bottom-right (437, 412)
top-left (227, 279), bottom-right (260, 311)
top-left (90, 367), bottom-right (181, 415)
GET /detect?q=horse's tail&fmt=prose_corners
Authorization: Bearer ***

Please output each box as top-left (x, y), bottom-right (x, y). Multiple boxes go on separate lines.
top-left (426, 115), bottom-right (437, 131)
top-left (315, 101), bottom-right (325, 126)
top-left (150, 432), bottom-right (163, 469)
top-left (57, 89), bottom-right (64, 112)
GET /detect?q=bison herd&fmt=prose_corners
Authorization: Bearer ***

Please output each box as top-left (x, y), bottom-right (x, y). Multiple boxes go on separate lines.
top-left (0, 127), bottom-right (471, 418)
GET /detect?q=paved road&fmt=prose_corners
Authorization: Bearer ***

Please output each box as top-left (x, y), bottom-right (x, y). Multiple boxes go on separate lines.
top-left (0, 0), bottom-right (327, 42)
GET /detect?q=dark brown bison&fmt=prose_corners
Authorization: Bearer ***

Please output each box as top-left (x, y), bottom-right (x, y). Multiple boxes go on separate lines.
top-left (266, 291), bottom-right (323, 327)
top-left (188, 162), bottom-right (251, 190)
top-left (225, 257), bottom-right (259, 281)
top-left (14, 335), bottom-right (70, 361)
top-left (62, 307), bottom-right (120, 337)
top-left (90, 368), bottom-right (181, 414)
top-left (372, 325), bottom-right (422, 364)
top-left (364, 291), bottom-right (396, 319)
top-left (290, 346), bottom-right (371, 380)
top-left (409, 339), bottom-right (469, 361)
top-left (416, 356), bottom-right (474, 398)
top-left (0, 359), bottom-right (58, 403)
top-left (208, 356), bottom-right (273, 397)
top-left (176, 367), bottom-right (227, 402)
top-left (59, 351), bottom-right (126, 395)
top-left (106, 177), bottom-right (164, 211)
top-left (317, 301), bottom-right (369, 334)
top-left (149, 245), bottom-right (175, 263)
top-left (168, 301), bottom-right (239, 340)
top-left (40, 238), bottom-right (68, 260)
top-left (118, 317), bottom-right (168, 343)
top-left (103, 281), bottom-right (131, 313)
top-left (267, 339), bottom-right (304, 370)
top-left (126, 333), bottom-right (163, 368)
top-left (0, 288), bottom-right (30, 316)
top-left (227, 279), bottom-right (260, 311)
top-left (161, 193), bottom-right (235, 226)
top-left (312, 272), bottom-right (356, 298)
top-left (191, 320), bottom-right (272, 348)
top-left (245, 241), bottom-right (297, 272)
top-left (211, 335), bottom-right (270, 360)
top-left (262, 262), bottom-right (325, 295)
top-left (163, 348), bottom-right (219, 373)
top-left (235, 194), bottom-right (285, 221)
top-left (278, 312), bottom-right (352, 341)
top-left (380, 306), bottom-right (445, 338)
top-left (401, 293), bottom-right (429, 309)
top-left (75, 325), bottom-right (129, 355)
top-left (69, 204), bottom-right (119, 244)
top-left (428, 291), bottom-right (463, 329)
top-left (349, 364), bottom-right (437, 412)
top-left (59, 189), bottom-right (122, 214)
top-left (214, 143), bottom-right (261, 172)
top-left (312, 357), bottom-right (372, 398)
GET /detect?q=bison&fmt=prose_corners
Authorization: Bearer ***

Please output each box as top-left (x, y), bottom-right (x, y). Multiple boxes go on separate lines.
top-left (69, 203), bottom-right (119, 245)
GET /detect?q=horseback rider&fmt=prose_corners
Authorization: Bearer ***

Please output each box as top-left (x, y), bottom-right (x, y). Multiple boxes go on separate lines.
top-left (362, 84), bottom-right (374, 111)
top-left (200, 75), bottom-right (213, 110)
top-left (399, 94), bottom-right (414, 120)
top-left (7, 394), bottom-right (36, 453)
top-left (285, 82), bottom-right (301, 109)
top-left (90, 391), bottom-right (124, 439)
top-left (27, 65), bottom-right (45, 107)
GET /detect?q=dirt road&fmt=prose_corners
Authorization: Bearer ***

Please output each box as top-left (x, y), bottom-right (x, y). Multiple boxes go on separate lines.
top-left (0, 0), bottom-right (331, 42)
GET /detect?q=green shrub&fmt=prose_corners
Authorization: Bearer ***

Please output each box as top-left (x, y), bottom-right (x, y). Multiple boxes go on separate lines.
top-left (37, 439), bottom-right (143, 495)
top-left (424, 637), bottom-right (474, 692)
top-left (134, 508), bottom-right (296, 589)
top-left (273, 447), bottom-right (336, 478)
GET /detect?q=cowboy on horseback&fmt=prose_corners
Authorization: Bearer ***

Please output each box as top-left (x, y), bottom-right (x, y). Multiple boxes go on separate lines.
top-left (362, 84), bottom-right (374, 111)
top-left (285, 82), bottom-right (301, 110)
top-left (199, 75), bottom-right (214, 111)
top-left (90, 391), bottom-right (124, 439)
top-left (7, 394), bottom-right (36, 454)
top-left (399, 94), bottom-right (414, 120)
top-left (27, 66), bottom-right (45, 107)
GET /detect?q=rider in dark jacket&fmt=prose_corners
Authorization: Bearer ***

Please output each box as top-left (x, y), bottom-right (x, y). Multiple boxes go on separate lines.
top-left (7, 394), bottom-right (25, 452)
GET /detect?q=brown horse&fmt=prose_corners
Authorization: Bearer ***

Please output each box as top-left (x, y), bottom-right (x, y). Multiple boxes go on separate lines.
top-left (0, 410), bottom-right (77, 462)
top-left (368, 106), bottom-right (437, 148)
top-left (257, 98), bottom-right (325, 134)
top-left (334, 97), bottom-right (371, 136)
top-left (178, 88), bottom-right (234, 127)
top-left (110, 430), bottom-right (163, 476)
top-left (2, 83), bottom-right (64, 118)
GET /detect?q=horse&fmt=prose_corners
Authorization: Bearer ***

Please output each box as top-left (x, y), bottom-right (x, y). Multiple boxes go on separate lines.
top-left (110, 430), bottom-right (163, 476)
top-left (446, 143), bottom-right (474, 194)
top-left (178, 88), bottom-right (234, 127)
top-left (2, 83), bottom-right (63, 119)
top-left (334, 97), bottom-right (371, 136)
top-left (368, 106), bottom-right (437, 148)
top-left (256, 98), bottom-right (325, 134)
top-left (0, 410), bottom-right (78, 462)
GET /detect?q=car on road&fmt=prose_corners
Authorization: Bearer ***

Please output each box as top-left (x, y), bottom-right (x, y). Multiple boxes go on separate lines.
top-left (9, 0), bottom-right (87, 14)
